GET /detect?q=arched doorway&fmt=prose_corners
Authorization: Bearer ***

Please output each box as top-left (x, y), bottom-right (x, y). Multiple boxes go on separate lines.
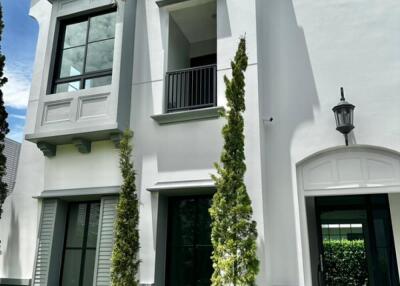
top-left (297, 145), bottom-right (400, 286)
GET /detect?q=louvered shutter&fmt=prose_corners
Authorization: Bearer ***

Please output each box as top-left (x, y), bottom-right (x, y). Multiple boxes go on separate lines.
top-left (94, 196), bottom-right (118, 286)
top-left (31, 200), bottom-right (57, 286)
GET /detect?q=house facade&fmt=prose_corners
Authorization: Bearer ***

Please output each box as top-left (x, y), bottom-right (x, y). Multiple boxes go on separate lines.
top-left (1, 0), bottom-right (400, 285)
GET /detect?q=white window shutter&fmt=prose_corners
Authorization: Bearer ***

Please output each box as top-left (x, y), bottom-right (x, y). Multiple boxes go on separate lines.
top-left (94, 196), bottom-right (118, 286)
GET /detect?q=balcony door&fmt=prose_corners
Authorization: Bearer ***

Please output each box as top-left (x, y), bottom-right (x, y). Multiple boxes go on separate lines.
top-left (166, 196), bottom-right (213, 286)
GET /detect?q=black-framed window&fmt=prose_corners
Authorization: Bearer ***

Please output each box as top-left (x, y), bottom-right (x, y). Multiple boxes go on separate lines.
top-left (53, 10), bottom-right (116, 93)
top-left (60, 202), bottom-right (100, 286)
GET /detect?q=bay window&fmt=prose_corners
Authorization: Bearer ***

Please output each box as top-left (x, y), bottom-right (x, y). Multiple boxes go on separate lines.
top-left (53, 10), bottom-right (116, 93)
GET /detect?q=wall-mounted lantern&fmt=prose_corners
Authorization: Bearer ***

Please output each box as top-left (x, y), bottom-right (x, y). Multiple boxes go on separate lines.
top-left (332, 87), bottom-right (355, 146)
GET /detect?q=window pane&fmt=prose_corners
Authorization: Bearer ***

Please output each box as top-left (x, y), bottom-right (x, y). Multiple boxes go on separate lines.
top-left (60, 46), bottom-right (85, 78)
top-left (85, 75), bottom-right (112, 89)
top-left (66, 203), bottom-right (87, 248)
top-left (86, 203), bottom-right (100, 248)
top-left (64, 21), bottom-right (88, 48)
top-left (88, 12), bottom-right (116, 42)
top-left (85, 39), bottom-right (114, 72)
top-left (61, 249), bottom-right (82, 286)
top-left (82, 249), bottom-right (96, 286)
top-left (55, 81), bottom-right (81, 93)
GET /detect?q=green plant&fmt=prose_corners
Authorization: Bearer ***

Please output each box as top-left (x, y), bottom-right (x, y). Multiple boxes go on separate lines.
top-left (209, 37), bottom-right (259, 286)
top-left (323, 240), bottom-right (368, 286)
top-left (0, 3), bottom-right (9, 220)
top-left (111, 130), bottom-right (140, 286)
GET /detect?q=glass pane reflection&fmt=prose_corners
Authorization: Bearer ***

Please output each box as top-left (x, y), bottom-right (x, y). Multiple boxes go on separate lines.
top-left (85, 39), bottom-right (114, 72)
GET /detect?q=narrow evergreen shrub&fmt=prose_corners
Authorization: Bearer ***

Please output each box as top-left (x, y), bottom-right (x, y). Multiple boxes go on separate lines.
top-left (209, 37), bottom-right (259, 286)
top-left (111, 130), bottom-right (140, 286)
top-left (0, 3), bottom-right (9, 220)
top-left (323, 240), bottom-right (368, 286)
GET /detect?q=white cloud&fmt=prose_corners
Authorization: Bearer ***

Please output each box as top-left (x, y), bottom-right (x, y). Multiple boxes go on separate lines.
top-left (9, 114), bottom-right (26, 120)
top-left (3, 63), bottom-right (32, 109)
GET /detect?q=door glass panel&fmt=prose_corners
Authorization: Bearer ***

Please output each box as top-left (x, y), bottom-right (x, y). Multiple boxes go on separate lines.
top-left (86, 203), bottom-right (100, 248)
top-left (371, 206), bottom-right (399, 285)
top-left (166, 196), bottom-right (213, 286)
top-left (82, 249), bottom-right (96, 286)
top-left (195, 246), bottom-right (213, 286)
top-left (196, 198), bottom-right (212, 245)
top-left (66, 203), bottom-right (87, 248)
top-left (85, 39), bottom-right (114, 72)
top-left (320, 209), bottom-right (369, 286)
top-left (61, 249), bottom-right (82, 286)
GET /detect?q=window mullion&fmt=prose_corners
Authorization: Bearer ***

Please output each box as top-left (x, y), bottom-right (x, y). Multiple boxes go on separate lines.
top-left (78, 203), bottom-right (92, 286)
top-left (81, 16), bottom-right (91, 89)
top-left (87, 36), bottom-right (115, 45)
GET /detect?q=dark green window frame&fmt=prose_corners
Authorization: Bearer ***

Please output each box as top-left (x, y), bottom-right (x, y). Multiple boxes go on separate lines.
top-left (60, 201), bottom-right (100, 286)
top-left (52, 9), bottom-right (117, 94)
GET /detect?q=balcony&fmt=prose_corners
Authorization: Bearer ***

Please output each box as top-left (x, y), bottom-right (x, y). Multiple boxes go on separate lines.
top-left (151, 0), bottom-right (222, 124)
top-left (166, 64), bottom-right (217, 113)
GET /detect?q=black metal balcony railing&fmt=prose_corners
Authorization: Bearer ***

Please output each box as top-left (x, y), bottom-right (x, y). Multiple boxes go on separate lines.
top-left (166, 64), bottom-right (217, 112)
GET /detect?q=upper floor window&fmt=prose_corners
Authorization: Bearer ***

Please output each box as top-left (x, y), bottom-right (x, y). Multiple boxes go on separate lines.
top-left (53, 10), bottom-right (116, 94)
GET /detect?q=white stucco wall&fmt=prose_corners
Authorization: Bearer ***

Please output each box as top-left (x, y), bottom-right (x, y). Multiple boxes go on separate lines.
top-left (257, 0), bottom-right (400, 285)
top-left (167, 17), bottom-right (190, 71)
top-left (44, 141), bottom-right (121, 190)
top-left (0, 0), bottom-right (51, 279)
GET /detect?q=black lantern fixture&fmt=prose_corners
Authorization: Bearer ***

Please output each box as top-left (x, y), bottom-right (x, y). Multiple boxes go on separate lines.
top-left (332, 87), bottom-right (355, 146)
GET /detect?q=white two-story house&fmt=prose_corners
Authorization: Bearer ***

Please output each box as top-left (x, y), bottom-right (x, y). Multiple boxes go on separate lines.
top-left (1, 0), bottom-right (400, 285)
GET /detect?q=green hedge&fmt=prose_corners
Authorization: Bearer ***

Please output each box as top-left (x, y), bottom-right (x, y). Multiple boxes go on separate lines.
top-left (323, 240), bottom-right (368, 286)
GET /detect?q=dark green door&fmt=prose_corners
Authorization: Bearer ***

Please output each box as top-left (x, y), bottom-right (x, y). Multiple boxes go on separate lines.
top-left (166, 196), bottom-right (213, 286)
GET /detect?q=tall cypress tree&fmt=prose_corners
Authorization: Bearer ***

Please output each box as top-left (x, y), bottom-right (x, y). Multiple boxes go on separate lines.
top-left (111, 130), bottom-right (140, 286)
top-left (0, 3), bottom-right (9, 220)
top-left (209, 37), bottom-right (259, 286)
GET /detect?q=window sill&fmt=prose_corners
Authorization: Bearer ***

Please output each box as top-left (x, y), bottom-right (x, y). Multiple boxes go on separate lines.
top-left (151, 106), bottom-right (223, 125)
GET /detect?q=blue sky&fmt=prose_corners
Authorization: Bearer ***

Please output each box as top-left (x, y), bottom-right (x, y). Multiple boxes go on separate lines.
top-left (2, 0), bottom-right (38, 142)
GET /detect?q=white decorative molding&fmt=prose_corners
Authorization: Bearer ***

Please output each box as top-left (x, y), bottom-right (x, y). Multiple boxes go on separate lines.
top-left (34, 186), bottom-right (120, 198)
top-left (78, 94), bottom-right (109, 120)
top-left (298, 146), bottom-right (400, 195)
top-left (147, 179), bottom-right (215, 194)
top-left (42, 100), bottom-right (72, 125)
top-left (59, 0), bottom-right (79, 11)
top-left (151, 106), bottom-right (223, 125)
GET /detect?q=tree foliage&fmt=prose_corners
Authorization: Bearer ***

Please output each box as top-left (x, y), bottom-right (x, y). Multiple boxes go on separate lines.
top-left (323, 240), bottom-right (368, 286)
top-left (111, 130), bottom-right (140, 286)
top-left (209, 37), bottom-right (259, 286)
top-left (0, 3), bottom-right (9, 220)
